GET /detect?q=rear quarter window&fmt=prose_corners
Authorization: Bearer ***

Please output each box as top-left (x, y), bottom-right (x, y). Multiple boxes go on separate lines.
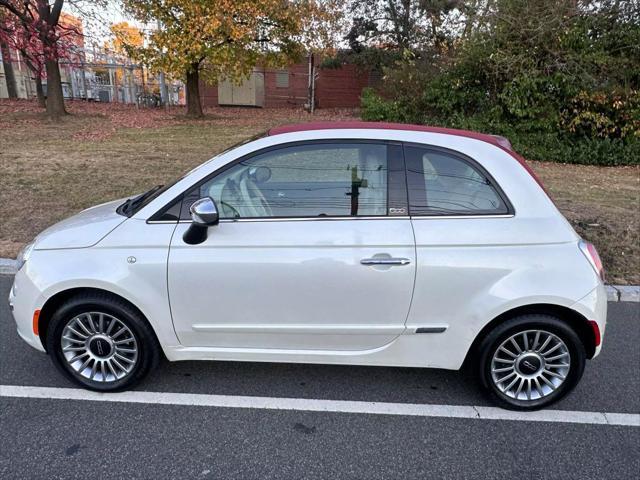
top-left (404, 145), bottom-right (511, 216)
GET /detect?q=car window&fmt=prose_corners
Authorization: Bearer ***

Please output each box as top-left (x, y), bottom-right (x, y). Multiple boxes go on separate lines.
top-left (405, 146), bottom-right (509, 215)
top-left (190, 143), bottom-right (389, 219)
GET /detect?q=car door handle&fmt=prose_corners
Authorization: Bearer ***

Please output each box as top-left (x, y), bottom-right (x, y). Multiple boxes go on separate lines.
top-left (360, 257), bottom-right (411, 266)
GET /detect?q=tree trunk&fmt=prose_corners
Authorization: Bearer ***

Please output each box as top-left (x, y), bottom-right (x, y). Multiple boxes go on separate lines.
top-left (22, 57), bottom-right (46, 108)
top-left (35, 75), bottom-right (46, 108)
top-left (0, 41), bottom-right (18, 99)
top-left (185, 64), bottom-right (203, 118)
top-left (44, 58), bottom-right (67, 118)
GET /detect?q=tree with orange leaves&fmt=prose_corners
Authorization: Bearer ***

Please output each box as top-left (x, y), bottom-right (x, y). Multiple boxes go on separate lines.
top-left (123, 0), bottom-right (340, 118)
top-left (109, 21), bottom-right (143, 56)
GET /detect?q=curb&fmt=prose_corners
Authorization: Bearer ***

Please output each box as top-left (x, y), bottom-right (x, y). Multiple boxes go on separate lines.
top-left (606, 285), bottom-right (640, 303)
top-left (0, 258), bottom-right (17, 275)
top-left (0, 257), bottom-right (638, 302)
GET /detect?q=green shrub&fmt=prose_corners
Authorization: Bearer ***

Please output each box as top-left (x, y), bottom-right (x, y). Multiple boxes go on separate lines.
top-left (360, 89), bottom-right (640, 166)
top-left (358, 0), bottom-right (639, 166)
top-left (360, 88), bottom-right (403, 122)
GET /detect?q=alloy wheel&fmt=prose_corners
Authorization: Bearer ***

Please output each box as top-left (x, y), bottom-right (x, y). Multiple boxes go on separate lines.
top-left (60, 312), bottom-right (139, 383)
top-left (490, 329), bottom-right (571, 401)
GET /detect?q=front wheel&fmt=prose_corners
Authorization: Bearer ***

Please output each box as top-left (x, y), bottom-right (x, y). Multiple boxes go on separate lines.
top-left (46, 293), bottom-right (161, 391)
top-left (478, 315), bottom-right (586, 410)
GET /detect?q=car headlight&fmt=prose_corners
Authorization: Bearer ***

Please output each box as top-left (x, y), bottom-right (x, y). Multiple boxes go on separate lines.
top-left (16, 242), bottom-right (34, 271)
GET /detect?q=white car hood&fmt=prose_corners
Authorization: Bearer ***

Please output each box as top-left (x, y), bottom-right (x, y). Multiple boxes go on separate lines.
top-left (34, 198), bottom-right (128, 250)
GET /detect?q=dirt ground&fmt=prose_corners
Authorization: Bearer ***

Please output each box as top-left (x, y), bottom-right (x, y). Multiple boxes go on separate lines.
top-left (1, 100), bottom-right (638, 283)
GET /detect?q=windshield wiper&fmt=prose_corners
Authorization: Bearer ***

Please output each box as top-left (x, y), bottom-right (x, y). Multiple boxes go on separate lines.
top-left (117, 185), bottom-right (164, 217)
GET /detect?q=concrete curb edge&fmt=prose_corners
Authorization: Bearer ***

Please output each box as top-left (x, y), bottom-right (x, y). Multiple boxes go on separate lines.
top-left (0, 257), bottom-right (638, 302)
top-left (0, 258), bottom-right (17, 275)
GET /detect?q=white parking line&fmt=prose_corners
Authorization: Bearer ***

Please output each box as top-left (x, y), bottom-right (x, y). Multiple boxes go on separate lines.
top-left (1, 385), bottom-right (639, 427)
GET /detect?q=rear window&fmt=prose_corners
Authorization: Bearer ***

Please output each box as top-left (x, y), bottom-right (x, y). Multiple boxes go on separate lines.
top-left (405, 146), bottom-right (511, 216)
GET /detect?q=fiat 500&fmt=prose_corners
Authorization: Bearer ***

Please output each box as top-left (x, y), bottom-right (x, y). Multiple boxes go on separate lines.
top-left (9, 122), bottom-right (606, 410)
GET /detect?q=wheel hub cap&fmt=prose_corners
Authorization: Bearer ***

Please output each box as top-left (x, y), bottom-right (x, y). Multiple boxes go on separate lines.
top-left (516, 353), bottom-right (543, 376)
top-left (491, 329), bottom-right (570, 402)
top-left (61, 312), bottom-right (138, 383)
top-left (88, 335), bottom-right (114, 359)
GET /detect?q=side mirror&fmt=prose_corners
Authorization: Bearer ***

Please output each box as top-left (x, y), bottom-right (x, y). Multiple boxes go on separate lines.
top-left (183, 197), bottom-right (219, 245)
top-left (190, 197), bottom-right (219, 226)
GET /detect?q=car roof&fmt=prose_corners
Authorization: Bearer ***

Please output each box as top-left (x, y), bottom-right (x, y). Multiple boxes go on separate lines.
top-left (268, 121), bottom-right (547, 193)
top-left (268, 121), bottom-right (514, 151)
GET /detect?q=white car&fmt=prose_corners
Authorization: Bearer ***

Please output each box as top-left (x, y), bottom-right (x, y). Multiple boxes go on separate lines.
top-left (9, 122), bottom-right (607, 410)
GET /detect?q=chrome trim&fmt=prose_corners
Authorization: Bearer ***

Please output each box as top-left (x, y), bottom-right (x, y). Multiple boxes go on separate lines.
top-left (222, 216), bottom-right (411, 223)
top-left (411, 214), bottom-right (514, 220)
top-left (190, 197), bottom-right (219, 225)
top-left (148, 216), bottom-right (412, 224)
top-left (360, 257), bottom-right (411, 266)
top-left (148, 214), bottom-right (512, 224)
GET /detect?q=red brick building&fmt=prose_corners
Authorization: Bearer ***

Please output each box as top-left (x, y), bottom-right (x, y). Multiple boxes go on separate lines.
top-left (199, 60), bottom-right (375, 109)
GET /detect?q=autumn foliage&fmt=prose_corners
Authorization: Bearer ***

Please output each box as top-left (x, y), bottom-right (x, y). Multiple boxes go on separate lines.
top-left (123, 0), bottom-right (339, 117)
top-left (0, 1), bottom-right (90, 117)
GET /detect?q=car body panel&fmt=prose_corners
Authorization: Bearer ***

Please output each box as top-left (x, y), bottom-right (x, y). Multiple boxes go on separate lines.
top-left (168, 217), bottom-right (416, 350)
top-left (33, 198), bottom-right (127, 250)
top-left (9, 219), bottom-right (180, 356)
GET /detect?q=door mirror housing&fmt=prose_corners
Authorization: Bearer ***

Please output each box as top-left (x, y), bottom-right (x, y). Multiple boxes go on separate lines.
top-left (190, 197), bottom-right (219, 226)
top-left (183, 197), bottom-right (219, 245)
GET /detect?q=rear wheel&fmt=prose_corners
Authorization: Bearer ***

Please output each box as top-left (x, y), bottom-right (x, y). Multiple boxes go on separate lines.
top-left (46, 293), bottom-right (161, 391)
top-left (478, 314), bottom-right (586, 410)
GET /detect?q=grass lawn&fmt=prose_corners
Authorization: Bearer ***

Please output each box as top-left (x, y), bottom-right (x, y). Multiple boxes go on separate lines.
top-left (1, 100), bottom-right (638, 284)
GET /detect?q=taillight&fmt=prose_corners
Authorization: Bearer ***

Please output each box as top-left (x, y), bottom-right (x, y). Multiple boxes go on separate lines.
top-left (589, 321), bottom-right (601, 347)
top-left (579, 240), bottom-right (605, 281)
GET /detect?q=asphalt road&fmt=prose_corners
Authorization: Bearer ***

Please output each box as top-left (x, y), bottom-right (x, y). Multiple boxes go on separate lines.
top-left (1, 274), bottom-right (638, 479)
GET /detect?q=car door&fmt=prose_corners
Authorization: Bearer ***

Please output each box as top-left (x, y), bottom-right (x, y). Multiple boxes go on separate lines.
top-left (167, 141), bottom-right (416, 351)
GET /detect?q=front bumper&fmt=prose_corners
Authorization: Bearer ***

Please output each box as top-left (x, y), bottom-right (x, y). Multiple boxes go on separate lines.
top-left (8, 267), bottom-right (46, 352)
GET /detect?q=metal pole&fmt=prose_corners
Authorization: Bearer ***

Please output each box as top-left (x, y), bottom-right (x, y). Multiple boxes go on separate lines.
top-left (307, 53), bottom-right (312, 113)
top-left (310, 54), bottom-right (316, 114)
top-left (129, 67), bottom-right (135, 104)
top-left (108, 64), bottom-right (115, 103)
top-left (157, 20), bottom-right (168, 106)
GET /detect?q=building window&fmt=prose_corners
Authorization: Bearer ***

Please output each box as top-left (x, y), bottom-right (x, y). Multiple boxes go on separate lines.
top-left (275, 70), bottom-right (289, 88)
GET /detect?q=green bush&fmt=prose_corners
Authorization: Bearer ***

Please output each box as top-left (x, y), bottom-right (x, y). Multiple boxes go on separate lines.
top-left (360, 90), bottom-right (639, 166)
top-left (360, 88), bottom-right (402, 122)
top-left (358, 0), bottom-right (639, 166)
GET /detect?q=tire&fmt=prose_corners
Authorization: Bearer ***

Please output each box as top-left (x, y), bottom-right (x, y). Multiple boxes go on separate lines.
top-left (478, 314), bottom-right (586, 410)
top-left (46, 292), bottom-right (162, 392)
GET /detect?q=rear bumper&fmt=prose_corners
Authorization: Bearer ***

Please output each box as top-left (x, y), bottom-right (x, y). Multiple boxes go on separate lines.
top-left (570, 283), bottom-right (607, 358)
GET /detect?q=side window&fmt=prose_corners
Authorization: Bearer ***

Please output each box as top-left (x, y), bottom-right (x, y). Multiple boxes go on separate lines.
top-left (405, 146), bottom-right (510, 215)
top-left (189, 143), bottom-right (389, 219)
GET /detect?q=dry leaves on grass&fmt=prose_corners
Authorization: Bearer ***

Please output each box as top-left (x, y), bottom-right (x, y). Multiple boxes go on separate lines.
top-left (0, 99), bottom-right (358, 141)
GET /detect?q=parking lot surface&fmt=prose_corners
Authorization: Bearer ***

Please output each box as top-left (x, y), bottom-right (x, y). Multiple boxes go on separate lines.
top-left (1, 275), bottom-right (638, 479)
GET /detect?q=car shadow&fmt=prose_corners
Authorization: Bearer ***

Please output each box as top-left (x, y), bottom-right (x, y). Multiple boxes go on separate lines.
top-left (140, 358), bottom-right (488, 406)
